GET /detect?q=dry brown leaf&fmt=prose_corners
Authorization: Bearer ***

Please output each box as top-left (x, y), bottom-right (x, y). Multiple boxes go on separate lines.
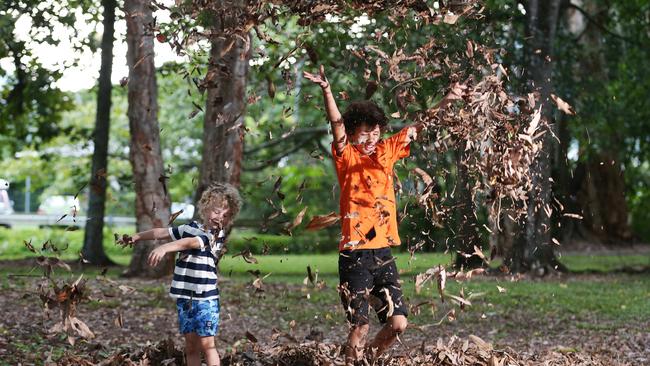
top-left (551, 93), bottom-right (575, 115)
top-left (305, 212), bottom-right (340, 231)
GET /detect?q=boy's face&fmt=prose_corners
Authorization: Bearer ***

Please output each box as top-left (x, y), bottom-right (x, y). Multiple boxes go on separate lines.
top-left (204, 199), bottom-right (232, 231)
top-left (350, 123), bottom-right (381, 155)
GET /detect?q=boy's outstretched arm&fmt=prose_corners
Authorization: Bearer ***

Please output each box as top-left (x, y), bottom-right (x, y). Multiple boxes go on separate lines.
top-left (119, 228), bottom-right (171, 248)
top-left (303, 65), bottom-right (347, 155)
top-left (148, 237), bottom-right (200, 267)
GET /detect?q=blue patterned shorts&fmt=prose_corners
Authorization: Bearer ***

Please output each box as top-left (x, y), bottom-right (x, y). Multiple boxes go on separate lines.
top-left (176, 298), bottom-right (220, 336)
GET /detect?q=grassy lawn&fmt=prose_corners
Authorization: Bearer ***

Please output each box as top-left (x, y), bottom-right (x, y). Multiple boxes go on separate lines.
top-left (1, 225), bottom-right (649, 333)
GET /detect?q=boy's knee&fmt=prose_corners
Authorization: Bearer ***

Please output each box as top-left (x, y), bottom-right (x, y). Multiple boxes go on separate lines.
top-left (389, 315), bottom-right (407, 334)
top-left (199, 335), bottom-right (216, 351)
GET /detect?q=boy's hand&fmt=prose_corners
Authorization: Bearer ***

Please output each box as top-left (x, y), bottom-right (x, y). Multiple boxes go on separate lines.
top-left (303, 65), bottom-right (329, 89)
top-left (148, 245), bottom-right (167, 267)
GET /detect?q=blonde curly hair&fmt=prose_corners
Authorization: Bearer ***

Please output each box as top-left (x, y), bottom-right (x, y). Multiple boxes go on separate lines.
top-left (197, 182), bottom-right (242, 224)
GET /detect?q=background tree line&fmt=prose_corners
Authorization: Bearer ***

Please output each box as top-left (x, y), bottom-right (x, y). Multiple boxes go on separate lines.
top-left (1, 0), bottom-right (648, 277)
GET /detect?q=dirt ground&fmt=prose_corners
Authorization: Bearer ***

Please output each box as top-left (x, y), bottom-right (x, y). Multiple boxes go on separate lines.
top-left (0, 261), bottom-right (648, 365)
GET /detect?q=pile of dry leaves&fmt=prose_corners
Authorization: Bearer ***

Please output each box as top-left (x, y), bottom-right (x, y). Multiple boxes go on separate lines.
top-left (50, 335), bottom-right (613, 366)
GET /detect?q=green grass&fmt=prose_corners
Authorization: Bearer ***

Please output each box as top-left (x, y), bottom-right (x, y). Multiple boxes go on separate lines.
top-left (219, 252), bottom-right (454, 277)
top-left (0, 226), bottom-right (133, 265)
top-left (215, 252), bottom-right (650, 329)
top-left (559, 253), bottom-right (650, 272)
top-left (3, 226), bottom-right (648, 274)
top-left (2, 226), bottom-right (649, 329)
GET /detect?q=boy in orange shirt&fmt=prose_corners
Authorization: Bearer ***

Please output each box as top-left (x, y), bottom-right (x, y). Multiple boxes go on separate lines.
top-left (304, 66), bottom-right (453, 363)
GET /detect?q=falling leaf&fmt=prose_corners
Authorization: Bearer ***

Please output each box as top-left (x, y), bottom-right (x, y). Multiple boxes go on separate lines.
top-left (443, 13), bottom-right (459, 24)
top-left (232, 249), bottom-right (258, 264)
top-left (563, 213), bottom-right (583, 219)
top-left (24, 239), bottom-right (36, 253)
top-left (306, 265), bottom-right (315, 285)
top-left (168, 209), bottom-right (184, 225)
top-left (284, 206), bottom-right (308, 234)
top-left (114, 312), bottom-right (124, 328)
top-left (305, 212), bottom-right (340, 231)
top-left (551, 94), bottom-right (575, 115)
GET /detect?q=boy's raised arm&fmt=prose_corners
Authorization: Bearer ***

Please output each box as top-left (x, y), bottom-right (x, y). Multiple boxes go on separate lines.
top-left (303, 65), bottom-right (347, 155)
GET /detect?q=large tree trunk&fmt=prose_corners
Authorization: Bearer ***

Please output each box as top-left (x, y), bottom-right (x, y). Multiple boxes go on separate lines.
top-left (572, 154), bottom-right (634, 243)
top-left (194, 1), bottom-right (250, 200)
top-left (561, 0), bottom-right (633, 245)
top-left (124, 0), bottom-right (172, 277)
top-left (508, 0), bottom-right (567, 274)
top-left (81, 0), bottom-right (117, 266)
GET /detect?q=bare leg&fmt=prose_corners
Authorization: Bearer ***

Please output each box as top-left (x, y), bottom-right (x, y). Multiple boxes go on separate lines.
top-left (345, 324), bottom-right (369, 365)
top-left (200, 335), bottom-right (220, 366)
top-left (367, 315), bottom-right (407, 357)
top-left (184, 333), bottom-right (202, 366)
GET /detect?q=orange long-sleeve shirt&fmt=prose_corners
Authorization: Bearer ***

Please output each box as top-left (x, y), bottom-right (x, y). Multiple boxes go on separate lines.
top-left (332, 127), bottom-right (411, 251)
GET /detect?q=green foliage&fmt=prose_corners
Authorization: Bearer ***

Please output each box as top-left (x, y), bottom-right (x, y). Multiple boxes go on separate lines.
top-left (0, 226), bottom-right (132, 265)
top-left (0, 0), bottom-right (100, 157)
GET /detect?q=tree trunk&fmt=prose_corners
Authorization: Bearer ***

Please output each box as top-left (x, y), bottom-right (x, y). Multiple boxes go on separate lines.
top-left (573, 153), bottom-right (634, 243)
top-left (194, 0), bottom-right (251, 201)
top-left (562, 0), bottom-right (634, 245)
top-left (81, 0), bottom-right (117, 266)
top-left (124, 0), bottom-right (172, 277)
top-left (453, 150), bottom-right (483, 269)
top-left (508, 0), bottom-right (567, 274)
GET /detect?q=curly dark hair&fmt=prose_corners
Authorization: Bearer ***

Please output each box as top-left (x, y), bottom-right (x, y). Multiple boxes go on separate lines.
top-left (341, 100), bottom-right (388, 135)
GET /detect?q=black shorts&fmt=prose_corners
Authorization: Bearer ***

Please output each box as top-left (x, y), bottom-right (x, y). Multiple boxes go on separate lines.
top-left (338, 248), bottom-right (408, 326)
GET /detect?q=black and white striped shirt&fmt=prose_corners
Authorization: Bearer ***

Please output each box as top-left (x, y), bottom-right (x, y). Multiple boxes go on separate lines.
top-left (168, 221), bottom-right (224, 300)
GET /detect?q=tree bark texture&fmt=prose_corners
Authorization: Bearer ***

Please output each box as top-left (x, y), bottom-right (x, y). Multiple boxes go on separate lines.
top-left (453, 150), bottom-right (483, 269)
top-left (509, 0), bottom-right (566, 274)
top-left (124, 0), bottom-right (172, 277)
top-left (194, 0), bottom-right (251, 206)
top-left (81, 0), bottom-right (117, 266)
top-left (561, 0), bottom-right (633, 245)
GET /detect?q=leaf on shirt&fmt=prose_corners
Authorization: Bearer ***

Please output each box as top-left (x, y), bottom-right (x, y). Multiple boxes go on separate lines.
top-left (305, 212), bottom-right (340, 231)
